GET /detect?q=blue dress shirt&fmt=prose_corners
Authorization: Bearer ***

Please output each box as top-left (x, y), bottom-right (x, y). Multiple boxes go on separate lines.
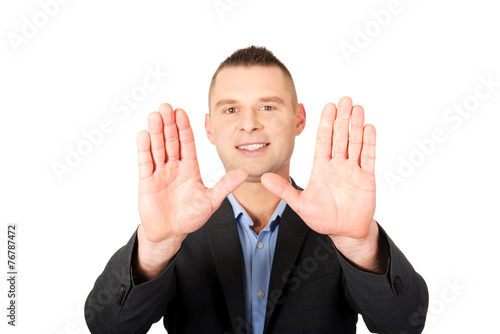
top-left (227, 193), bottom-right (287, 334)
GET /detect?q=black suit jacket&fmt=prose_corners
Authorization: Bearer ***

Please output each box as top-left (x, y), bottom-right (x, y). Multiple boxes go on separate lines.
top-left (85, 181), bottom-right (428, 333)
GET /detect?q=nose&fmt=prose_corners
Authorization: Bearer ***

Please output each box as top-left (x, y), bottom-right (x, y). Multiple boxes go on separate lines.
top-left (239, 110), bottom-right (262, 133)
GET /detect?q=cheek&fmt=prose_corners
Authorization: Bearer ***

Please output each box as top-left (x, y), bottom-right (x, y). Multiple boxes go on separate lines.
top-left (268, 113), bottom-right (297, 134)
top-left (272, 132), bottom-right (296, 156)
top-left (268, 115), bottom-right (287, 134)
top-left (212, 125), bottom-right (234, 148)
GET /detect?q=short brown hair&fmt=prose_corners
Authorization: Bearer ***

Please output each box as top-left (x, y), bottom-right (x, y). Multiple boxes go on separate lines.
top-left (209, 45), bottom-right (298, 109)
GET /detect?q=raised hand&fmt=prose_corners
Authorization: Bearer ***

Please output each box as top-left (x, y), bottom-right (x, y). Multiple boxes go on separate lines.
top-left (135, 103), bottom-right (247, 280)
top-left (262, 97), bottom-right (383, 271)
top-left (138, 103), bottom-right (247, 241)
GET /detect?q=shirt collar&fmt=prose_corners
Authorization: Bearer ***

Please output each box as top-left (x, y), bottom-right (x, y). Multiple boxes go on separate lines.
top-left (226, 177), bottom-right (291, 232)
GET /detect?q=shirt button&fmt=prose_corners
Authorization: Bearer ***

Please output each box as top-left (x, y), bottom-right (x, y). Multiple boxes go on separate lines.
top-left (257, 242), bottom-right (264, 249)
top-left (257, 290), bottom-right (265, 298)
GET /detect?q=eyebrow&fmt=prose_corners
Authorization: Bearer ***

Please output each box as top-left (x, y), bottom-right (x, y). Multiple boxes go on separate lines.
top-left (258, 96), bottom-right (286, 105)
top-left (214, 99), bottom-right (238, 110)
top-left (214, 96), bottom-right (286, 110)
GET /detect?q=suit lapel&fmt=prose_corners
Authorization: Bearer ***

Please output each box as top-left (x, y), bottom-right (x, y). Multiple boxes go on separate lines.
top-left (264, 179), bottom-right (310, 331)
top-left (206, 198), bottom-right (247, 333)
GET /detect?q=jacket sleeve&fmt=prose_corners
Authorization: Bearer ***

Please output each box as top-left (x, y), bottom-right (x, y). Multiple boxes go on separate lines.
top-left (84, 228), bottom-right (177, 334)
top-left (335, 224), bottom-right (429, 334)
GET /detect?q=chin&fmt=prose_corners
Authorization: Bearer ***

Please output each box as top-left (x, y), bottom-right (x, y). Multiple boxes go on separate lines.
top-left (244, 174), bottom-right (264, 183)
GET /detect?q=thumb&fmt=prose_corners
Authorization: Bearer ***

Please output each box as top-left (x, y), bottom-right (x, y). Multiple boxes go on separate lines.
top-left (261, 173), bottom-right (301, 211)
top-left (209, 168), bottom-right (248, 205)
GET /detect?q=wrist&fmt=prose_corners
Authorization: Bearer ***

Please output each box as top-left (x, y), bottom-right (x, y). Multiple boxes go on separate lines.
top-left (134, 225), bottom-right (186, 282)
top-left (330, 220), bottom-right (388, 274)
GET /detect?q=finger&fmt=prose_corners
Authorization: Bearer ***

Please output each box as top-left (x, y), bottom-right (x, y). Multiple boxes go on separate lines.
top-left (209, 168), bottom-right (248, 206)
top-left (261, 173), bottom-right (301, 211)
top-left (175, 108), bottom-right (197, 161)
top-left (333, 96), bottom-right (353, 160)
top-left (159, 103), bottom-right (179, 162)
top-left (147, 112), bottom-right (166, 168)
top-left (347, 105), bottom-right (365, 165)
top-left (360, 124), bottom-right (376, 174)
top-left (137, 130), bottom-right (154, 179)
top-left (314, 103), bottom-right (336, 161)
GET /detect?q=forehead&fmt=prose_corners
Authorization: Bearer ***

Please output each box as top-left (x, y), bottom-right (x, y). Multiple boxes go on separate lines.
top-left (211, 66), bottom-right (291, 106)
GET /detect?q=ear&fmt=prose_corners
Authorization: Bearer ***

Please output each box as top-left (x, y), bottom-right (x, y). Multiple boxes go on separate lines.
top-left (295, 103), bottom-right (306, 136)
top-left (205, 113), bottom-right (215, 144)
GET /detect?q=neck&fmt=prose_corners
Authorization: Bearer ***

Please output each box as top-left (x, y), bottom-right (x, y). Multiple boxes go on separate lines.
top-left (232, 173), bottom-right (289, 234)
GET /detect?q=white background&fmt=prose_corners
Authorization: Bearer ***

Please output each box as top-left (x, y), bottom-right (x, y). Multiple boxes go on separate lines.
top-left (1, 0), bottom-right (499, 333)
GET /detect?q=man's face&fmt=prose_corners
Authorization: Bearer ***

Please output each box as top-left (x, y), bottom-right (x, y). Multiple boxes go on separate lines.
top-left (206, 65), bottom-right (305, 182)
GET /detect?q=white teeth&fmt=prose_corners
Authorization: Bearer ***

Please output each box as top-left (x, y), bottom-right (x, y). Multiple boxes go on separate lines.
top-left (237, 143), bottom-right (267, 151)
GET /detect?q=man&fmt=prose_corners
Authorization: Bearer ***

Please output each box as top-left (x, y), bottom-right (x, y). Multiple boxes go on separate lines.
top-left (85, 46), bottom-right (428, 333)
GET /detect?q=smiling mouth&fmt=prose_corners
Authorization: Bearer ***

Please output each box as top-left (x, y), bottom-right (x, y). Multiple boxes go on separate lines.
top-left (236, 143), bottom-right (270, 151)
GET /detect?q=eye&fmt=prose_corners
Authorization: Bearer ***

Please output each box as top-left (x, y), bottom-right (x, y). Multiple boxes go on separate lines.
top-left (260, 105), bottom-right (274, 111)
top-left (224, 107), bottom-right (237, 114)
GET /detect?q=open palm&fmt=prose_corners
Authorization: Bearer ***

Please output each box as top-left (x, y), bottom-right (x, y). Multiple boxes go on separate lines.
top-left (137, 103), bottom-right (247, 243)
top-left (262, 97), bottom-right (376, 240)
